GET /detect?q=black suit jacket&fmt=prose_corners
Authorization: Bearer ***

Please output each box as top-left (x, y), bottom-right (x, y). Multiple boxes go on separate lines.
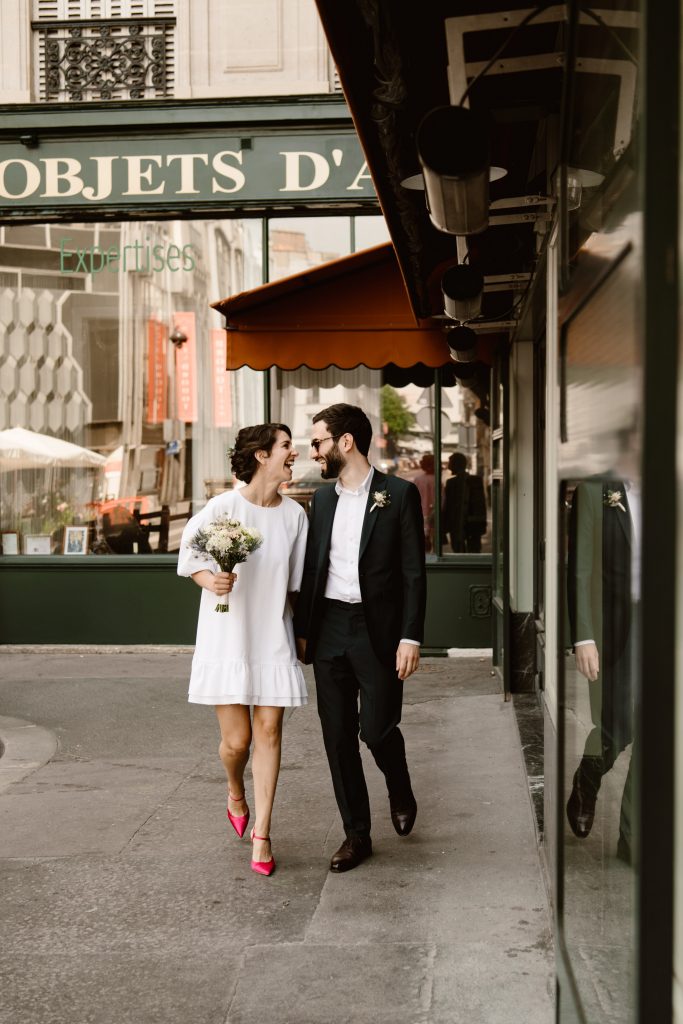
top-left (293, 470), bottom-right (427, 666)
top-left (567, 477), bottom-right (632, 671)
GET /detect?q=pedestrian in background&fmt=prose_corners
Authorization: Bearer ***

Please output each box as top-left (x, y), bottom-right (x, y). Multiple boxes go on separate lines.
top-left (442, 452), bottom-right (487, 553)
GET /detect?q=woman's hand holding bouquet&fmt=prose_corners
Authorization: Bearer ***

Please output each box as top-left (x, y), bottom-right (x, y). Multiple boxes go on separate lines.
top-left (190, 516), bottom-right (263, 612)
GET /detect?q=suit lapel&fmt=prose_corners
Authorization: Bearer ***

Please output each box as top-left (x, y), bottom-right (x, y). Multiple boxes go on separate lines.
top-left (319, 486), bottom-right (340, 568)
top-left (617, 490), bottom-right (632, 547)
top-left (604, 480), bottom-right (631, 547)
top-left (359, 469), bottom-right (384, 562)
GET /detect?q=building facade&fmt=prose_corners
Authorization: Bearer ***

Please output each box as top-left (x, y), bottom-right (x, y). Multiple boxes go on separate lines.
top-left (0, 0), bottom-right (492, 650)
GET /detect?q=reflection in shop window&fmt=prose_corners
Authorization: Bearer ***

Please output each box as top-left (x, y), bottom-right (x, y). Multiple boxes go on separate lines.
top-left (0, 213), bottom-right (491, 561)
top-left (272, 368), bottom-right (491, 556)
top-left (268, 217), bottom-right (351, 281)
top-left (0, 218), bottom-right (264, 556)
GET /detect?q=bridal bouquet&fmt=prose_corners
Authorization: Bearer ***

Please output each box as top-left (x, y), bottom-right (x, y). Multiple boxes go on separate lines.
top-left (190, 515), bottom-right (263, 612)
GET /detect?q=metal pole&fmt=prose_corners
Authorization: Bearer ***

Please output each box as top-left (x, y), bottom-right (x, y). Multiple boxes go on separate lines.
top-left (434, 367), bottom-right (442, 557)
top-left (262, 218), bottom-right (271, 420)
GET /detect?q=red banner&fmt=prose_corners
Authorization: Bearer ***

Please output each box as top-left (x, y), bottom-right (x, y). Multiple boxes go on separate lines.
top-left (174, 311), bottom-right (198, 423)
top-left (211, 329), bottom-right (232, 427)
top-left (146, 319), bottom-right (167, 423)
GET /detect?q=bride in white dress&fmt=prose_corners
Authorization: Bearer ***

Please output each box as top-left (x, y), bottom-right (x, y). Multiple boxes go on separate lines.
top-left (178, 423), bottom-right (308, 876)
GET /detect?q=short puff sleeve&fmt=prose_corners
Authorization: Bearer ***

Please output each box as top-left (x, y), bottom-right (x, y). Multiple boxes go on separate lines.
top-left (177, 502), bottom-right (217, 578)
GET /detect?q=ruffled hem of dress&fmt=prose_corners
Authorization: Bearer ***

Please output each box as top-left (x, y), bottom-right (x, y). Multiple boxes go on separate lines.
top-left (188, 659), bottom-right (308, 708)
top-left (188, 694), bottom-right (308, 707)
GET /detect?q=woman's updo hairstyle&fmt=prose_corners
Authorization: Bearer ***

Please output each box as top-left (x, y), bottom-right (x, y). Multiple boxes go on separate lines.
top-left (230, 423), bottom-right (292, 484)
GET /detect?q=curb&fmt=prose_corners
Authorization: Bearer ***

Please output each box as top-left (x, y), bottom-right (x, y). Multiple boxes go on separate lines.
top-left (0, 645), bottom-right (194, 654)
top-left (0, 716), bottom-right (58, 793)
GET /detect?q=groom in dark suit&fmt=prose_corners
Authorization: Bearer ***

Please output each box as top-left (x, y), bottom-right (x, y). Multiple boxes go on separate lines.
top-left (294, 403), bottom-right (426, 872)
top-left (566, 476), bottom-right (635, 862)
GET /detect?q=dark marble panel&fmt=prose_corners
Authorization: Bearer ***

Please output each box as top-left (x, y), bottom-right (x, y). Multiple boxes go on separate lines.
top-left (513, 692), bottom-right (544, 843)
top-left (510, 611), bottom-right (536, 693)
top-left (543, 701), bottom-right (558, 906)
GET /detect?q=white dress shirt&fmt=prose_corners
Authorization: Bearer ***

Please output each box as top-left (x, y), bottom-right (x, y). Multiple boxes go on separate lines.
top-left (626, 481), bottom-right (641, 602)
top-left (324, 467), bottom-right (373, 603)
top-left (324, 466), bottom-right (419, 647)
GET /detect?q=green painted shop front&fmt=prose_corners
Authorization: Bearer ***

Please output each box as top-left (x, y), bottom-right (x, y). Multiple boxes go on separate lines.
top-left (0, 556), bottom-right (491, 648)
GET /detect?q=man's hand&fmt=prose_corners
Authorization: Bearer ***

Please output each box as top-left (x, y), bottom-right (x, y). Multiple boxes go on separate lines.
top-left (575, 642), bottom-right (599, 682)
top-left (296, 637), bottom-right (307, 663)
top-left (396, 642), bottom-right (420, 681)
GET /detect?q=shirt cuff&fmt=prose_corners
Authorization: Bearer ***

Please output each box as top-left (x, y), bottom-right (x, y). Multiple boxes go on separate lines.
top-left (574, 639), bottom-right (595, 647)
top-left (400, 639), bottom-right (421, 647)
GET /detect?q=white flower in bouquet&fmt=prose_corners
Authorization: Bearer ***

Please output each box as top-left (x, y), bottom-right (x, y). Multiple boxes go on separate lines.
top-left (190, 515), bottom-right (263, 612)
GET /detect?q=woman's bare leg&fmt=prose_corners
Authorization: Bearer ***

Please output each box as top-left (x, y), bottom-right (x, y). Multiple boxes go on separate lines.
top-left (215, 704), bottom-right (252, 816)
top-left (251, 706), bottom-right (285, 862)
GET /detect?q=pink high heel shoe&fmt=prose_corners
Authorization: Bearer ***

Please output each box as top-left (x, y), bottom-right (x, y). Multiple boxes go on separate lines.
top-left (226, 791), bottom-right (250, 839)
top-left (250, 828), bottom-right (276, 876)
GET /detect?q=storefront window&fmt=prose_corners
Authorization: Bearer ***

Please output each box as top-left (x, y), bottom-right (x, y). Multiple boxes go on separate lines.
top-left (0, 218), bottom-right (264, 555)
top-left (268, 216), bottom-right (351, 280)
top-left (558, 240), bottom-right (640, 1024)
top-left (0, 211), bottom-right (491, 561)
top-left (556, 4), bottom-right (642, 1019)
top-left (354, 215), bottom-right (391, 249)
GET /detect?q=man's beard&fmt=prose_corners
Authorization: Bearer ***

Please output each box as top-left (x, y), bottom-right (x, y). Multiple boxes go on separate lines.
top-left (320, 443), bottom-right (345, 480)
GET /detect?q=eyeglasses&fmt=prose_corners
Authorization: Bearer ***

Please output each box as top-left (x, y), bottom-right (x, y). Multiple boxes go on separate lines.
top-left (310, 434), bottom-right (342, 453)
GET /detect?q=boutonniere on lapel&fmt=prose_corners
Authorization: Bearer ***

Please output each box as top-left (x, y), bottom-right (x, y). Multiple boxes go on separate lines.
top-left (369, 489), bottom-right (391, 513)
top-left (603, 489), bottom-right (626, 512)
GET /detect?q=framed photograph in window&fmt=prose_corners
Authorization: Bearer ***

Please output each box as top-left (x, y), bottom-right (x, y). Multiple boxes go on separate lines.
top-left (64, 526), bottom-right (89, 555)
top-left (24, 534), bottom-right (52, 555)
top-left (1, 531), bottom-right (19, 555)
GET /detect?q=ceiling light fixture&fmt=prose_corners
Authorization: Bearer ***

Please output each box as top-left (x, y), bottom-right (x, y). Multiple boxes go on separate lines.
top-left (416, 105), bottom-right (491, 235)
top-left (401, 165), bottom-right (506, 190)
top-left (445, 324), bottom-right (478, 363)
top-left (441, 264), bottom-right (484, 321)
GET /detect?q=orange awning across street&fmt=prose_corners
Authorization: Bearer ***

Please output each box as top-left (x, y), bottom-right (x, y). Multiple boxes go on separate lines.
top-left (211, 243), bottom-right (452, 371)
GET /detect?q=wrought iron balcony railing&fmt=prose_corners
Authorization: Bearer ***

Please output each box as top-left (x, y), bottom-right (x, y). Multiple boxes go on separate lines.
top-left (33, 18), bottom-right (175, 102)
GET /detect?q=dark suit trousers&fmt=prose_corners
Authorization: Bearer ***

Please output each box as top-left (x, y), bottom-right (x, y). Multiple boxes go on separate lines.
top-left (313, 599), bottom-right (413, 839)
top-left (578, 623), bottom-right (635, 842)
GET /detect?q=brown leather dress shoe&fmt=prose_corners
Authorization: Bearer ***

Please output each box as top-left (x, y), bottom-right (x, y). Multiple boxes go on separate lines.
top-left (390, 796), bottom-right (417, 837)
top-left (329, 836), bottom-right (372, 873)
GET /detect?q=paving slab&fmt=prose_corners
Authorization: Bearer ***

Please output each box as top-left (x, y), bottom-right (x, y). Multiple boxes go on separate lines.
top-left (226, 943), bottom-right (435, 1024)
top-left (0, 651), bottom-right (554, 1024)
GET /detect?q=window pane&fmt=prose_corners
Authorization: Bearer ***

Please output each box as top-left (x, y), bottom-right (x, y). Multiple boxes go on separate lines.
top-left (559, 239), bottom-right (641, 1024)
top-left (268, 216), bottom-right (350, 281)
top-left (0, 218), bottom-right (265, 556)
top-left (354, 215), bottom-right (390, 249)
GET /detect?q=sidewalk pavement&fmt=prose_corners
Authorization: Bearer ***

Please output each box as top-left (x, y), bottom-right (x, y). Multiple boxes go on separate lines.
top-left (0, 650), bottom-right (553, 1024)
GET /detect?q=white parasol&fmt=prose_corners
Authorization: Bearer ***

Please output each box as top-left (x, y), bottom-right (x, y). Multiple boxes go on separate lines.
top-left (0, 427), bottom-right (107, 471)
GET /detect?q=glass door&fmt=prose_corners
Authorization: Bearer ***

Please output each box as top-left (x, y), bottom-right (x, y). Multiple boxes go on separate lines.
top-left (491, 351), bottom-right (509, 695)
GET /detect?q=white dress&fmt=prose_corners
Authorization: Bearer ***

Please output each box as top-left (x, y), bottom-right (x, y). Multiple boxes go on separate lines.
top-left (177, 489), bottom-right (309, 707)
